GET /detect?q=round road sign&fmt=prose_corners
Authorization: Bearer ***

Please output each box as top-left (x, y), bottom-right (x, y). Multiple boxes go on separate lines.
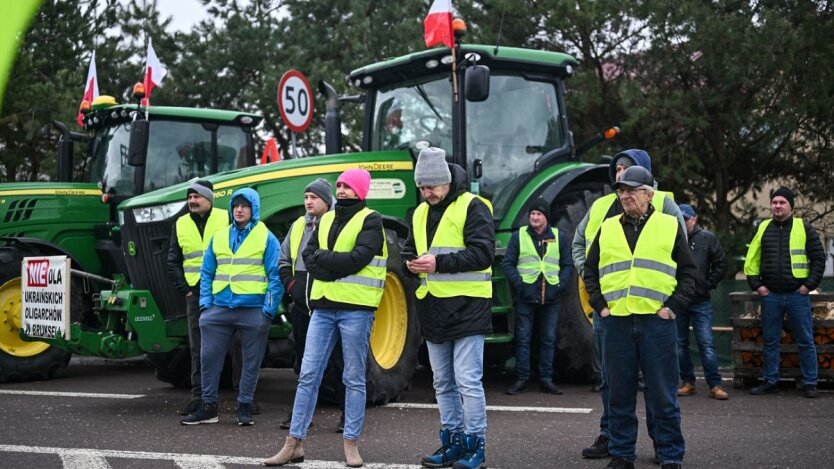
top-left (278, 70), bottom-right (314, 133)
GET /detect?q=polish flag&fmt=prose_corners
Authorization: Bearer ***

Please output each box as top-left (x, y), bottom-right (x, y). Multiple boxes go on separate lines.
top-left (424, 0), bottom-right (454, 49)
top-left (76, 51), bottom-right (99, 126)
top-left (142, 38), bottom-right (168, 106)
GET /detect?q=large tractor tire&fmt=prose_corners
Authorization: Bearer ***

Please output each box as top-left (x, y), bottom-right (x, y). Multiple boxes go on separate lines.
top-left (0, 245), bottom-right (89, 382)
top-left (550, 182), bottom-right (609, 382)
top-left (145, 346), bottom-right (235, 390)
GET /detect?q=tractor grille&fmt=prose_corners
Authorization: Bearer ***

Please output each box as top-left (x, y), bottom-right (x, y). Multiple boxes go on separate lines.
top-left (3, 199), bottom-right (38, 223)
top-left (122, 210), bottom-right (186, 319)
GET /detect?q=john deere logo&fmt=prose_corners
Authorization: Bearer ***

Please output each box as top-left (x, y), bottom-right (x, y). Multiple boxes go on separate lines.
top-left (128, 241), bottom-right (136, 256)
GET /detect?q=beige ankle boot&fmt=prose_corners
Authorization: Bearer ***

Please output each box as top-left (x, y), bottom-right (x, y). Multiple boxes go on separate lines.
top-left (344, 438), bottom-right (363, 467)
top-left (263, 436), bottom-right (304, 466)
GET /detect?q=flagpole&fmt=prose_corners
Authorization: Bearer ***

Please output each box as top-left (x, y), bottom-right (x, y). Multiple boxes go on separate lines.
top-left (451, 46), bottom-right (459, 103)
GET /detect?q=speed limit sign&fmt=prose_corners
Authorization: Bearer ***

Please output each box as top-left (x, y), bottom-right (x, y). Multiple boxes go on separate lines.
top-left (278, 70), bottom-right (314, 133)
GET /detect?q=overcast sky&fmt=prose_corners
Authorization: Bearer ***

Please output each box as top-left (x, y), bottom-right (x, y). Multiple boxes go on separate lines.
top-left (156, 0), bottom-right (209, 32)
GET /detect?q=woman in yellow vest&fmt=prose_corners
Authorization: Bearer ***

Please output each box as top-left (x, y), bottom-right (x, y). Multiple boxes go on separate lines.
top-left (182, 188), bottom-right (283, 427)
top-left (266, 169), bottom-right (385, 468)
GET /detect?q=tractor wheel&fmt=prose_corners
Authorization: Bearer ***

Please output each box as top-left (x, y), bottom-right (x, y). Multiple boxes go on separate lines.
top-left (0, 245), bottom-right (86, 382)
top-left (551, 182), bottom-right (609, 382)
top-left (145, 346), bottom-right (235, 390)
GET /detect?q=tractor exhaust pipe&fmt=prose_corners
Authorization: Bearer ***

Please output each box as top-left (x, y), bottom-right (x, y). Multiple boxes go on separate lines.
top-left (318, 80), bottom-right (342, 154)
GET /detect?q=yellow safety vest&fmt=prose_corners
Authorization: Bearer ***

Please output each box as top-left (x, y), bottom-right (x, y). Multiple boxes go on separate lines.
top-left (517, 227), bottom-right (560, 285)
top-left (289, 215), bottom-right (306, 275)
top-left (598, 212), bottom-right (678, 315)
top-left (176, 208), bottom-right (228, 286)
top-left (743, 218), bottom-right (809, 279)
top-left (211, 222), bottom-right (269, 294)
top-left (413, 192), bottom-right (493, 299)
top-left (309, 208), bottom-right (388, 308)
top-left (584, 190), bottom-right (673, 255)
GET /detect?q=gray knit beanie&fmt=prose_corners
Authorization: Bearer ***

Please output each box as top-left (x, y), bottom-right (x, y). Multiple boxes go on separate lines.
top-left (304, 178), bottom-right (334, 208)
top-left (414, 147), bottom-right (452, 187)
top-left (187, 180), bottom-right (214, 203)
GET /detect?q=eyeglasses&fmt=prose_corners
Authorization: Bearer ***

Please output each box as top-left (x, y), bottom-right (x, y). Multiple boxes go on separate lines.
top-left (616, 186), bottom-right (646, 195)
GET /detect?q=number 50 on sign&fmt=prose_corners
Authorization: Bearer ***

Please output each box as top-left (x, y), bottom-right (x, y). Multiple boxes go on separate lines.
top-left (278, 70), bottom-right (314, 133)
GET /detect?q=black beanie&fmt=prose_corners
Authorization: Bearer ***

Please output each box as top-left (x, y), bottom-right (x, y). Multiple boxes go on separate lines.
top-left (528, 197), bottom-right (551, 222)
top-left (771, 186), bottom-right (795, 208)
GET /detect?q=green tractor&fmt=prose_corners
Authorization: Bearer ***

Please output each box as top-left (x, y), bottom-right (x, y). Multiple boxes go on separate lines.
top-left (19, 42), bottom-right (616, 401)
top-left (0, 98), bottom-right (262, 381)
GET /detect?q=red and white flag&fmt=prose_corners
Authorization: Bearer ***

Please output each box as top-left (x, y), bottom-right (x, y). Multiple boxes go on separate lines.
top-left (77, 51), bottom-right (99, 126)
top-left (424, 0), bottom-right (454, 49)
top-left (142, 38), bottom-right (168, 106)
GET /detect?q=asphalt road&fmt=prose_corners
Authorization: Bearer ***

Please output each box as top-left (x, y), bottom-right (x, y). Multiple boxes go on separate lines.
top-left (0, 358), bottom-right (832, 468)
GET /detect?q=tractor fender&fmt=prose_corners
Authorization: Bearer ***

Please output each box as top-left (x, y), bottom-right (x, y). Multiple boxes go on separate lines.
top-left (0, 236), bottom-right (87, 271)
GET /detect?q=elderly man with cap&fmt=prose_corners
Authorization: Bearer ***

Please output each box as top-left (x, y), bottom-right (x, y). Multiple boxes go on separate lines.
top-left (267, 168), bottom-right (385, 468)
top-left (573, 149), bottom-right (685, 461)
top-left (167, 179), bottom-right (243, 416)
top-left (181, 187), bottom-right (283, 426)
top-left (674, 204), bottom-right (729, 400)
top-left (584, 166), bottom-right (697, 469)
top-left (744, 186), bottom-right (824, 398)
top-left (277, 178), bottom-right (346, 432)
top-left (403, 147), bottom-right (494, 469)
top-left (501, 197), bottom-right (574, 396)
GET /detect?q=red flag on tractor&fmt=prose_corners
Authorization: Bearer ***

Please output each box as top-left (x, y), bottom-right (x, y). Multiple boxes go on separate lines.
top-left (424, 0), bottom-right (455, 49)
top-left (142, 38), bottom-right (168, 106)
top-left (77, 51), bottom-right (99, 126)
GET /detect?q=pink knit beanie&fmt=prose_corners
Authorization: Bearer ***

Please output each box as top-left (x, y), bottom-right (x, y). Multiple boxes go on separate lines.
top-left (336, 168), bottom-right (371, 200)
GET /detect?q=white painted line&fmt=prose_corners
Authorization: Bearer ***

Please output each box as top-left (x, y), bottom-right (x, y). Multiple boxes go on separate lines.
top-left (0, 445), bottom-right (424, 468)
top-left (60, 452), bottom-right (112, 469)
top-left (0, 390), bottom-right (145, 399)
top-left (175, 457), bottom-right (225, 469)
top-left (383, 402), bottom-right (593, 414)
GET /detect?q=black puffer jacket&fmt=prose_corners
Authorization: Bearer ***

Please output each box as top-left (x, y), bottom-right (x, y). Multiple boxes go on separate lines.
top-left (403, 164), bottom-right (496, 343)
top-left (746, 217), bottom-right (825, 293)
top-left (302, 198), bottom-right (384, 311)
top-left (687, 224), bottom-right (728, 304)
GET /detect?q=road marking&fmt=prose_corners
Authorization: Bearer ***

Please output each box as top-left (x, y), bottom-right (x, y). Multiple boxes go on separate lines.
top-left (0, 445), bottom-right (424, 468)
top-left (383, 402), bottom-right (593, 414)
top-left (0, 390), bottom-right (145, 399)
top-left (60, 453), bottom-right (111, 469)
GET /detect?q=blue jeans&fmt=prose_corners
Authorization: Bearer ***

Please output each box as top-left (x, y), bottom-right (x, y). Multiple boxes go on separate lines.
top-left (603, 314), bottom-right (684, 465)
top-left (199, 305), bottom-right (270, 405)
top-left (593, 310), bottom-right (610, 439)
top-left (760, 292), bottom-right (818, 385)
top-left (289, 309), bottom-right (374, 441)
top-left (676, 301), bottom-right (722, 388)
top-left (514, 301), bottom-right (560, 381)
top-left (427, 335), bottom-right (487, 438)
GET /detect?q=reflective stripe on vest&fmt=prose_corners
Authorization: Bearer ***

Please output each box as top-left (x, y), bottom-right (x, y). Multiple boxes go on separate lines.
top-left (517, 227), bottom-right (560, 285)
top-left (584, 190), bottom-right (673, 256)
top-left (176, 208), bottom-right (228, 286)
top-left (309, 208), bottom-right (388, 308)
top-left (598, 212), bottom-right (678, 315)
top-left (211, 222), bottom-right (269, 294)
top-left (743, 218), bottom-right (809, 279)
top-left (413, 192), bottom-right (493, 299)
top-left (289, 215), bottom-right (306, 275)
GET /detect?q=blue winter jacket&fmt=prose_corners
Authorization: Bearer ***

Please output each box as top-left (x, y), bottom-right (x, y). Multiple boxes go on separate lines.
top-left (199, 188), bottom-right (284, 318)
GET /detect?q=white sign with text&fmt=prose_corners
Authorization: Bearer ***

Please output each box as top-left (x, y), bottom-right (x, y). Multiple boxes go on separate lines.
top-left (21, 255), bottom-right (70, 340)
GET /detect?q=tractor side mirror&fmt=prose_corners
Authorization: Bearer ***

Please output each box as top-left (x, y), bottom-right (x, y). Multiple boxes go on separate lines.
top-left (464, 65), bottom-right (490, 102)
top-left (128, 120), bottom-right (150, 166)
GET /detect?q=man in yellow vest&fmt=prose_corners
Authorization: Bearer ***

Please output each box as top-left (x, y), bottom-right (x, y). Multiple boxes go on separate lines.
top-left (277, 178), bottom-right (346, 431)
top-left (266, 169), bottom-right (384, 468)
top-left (584, 166), bottom-right (697, 469)
top-left (744, 186), bottom-right (824, 398)
top-left (167, 180), bottom-right (244, 416)
top-left (181, 188), bottom-right (283, 426)
top-left (404, 147), bottom-right (494, 469)
top-left (573, 149), bottom-right (685, 461)
top-left (502, 197), bottom-right (573, 396)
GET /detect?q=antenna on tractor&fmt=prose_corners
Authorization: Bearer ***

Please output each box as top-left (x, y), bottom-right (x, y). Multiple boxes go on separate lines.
top-left (494, 1), bottom-right (508, 55)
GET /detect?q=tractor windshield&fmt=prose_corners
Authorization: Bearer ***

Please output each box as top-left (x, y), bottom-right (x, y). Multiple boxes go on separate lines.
top-left (88, 120), bottom-right (249, 195)
top-left (466, 75), bottom-right (565, 216)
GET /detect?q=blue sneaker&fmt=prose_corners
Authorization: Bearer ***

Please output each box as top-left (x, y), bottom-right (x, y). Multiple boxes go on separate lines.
top-left (452, 434), bottom-right (485, 469)
top-left (422, 429), bottom-right (465, 468)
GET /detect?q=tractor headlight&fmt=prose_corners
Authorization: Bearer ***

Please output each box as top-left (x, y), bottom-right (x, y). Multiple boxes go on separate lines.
top-left (132, 201), bottom-right (187, 224)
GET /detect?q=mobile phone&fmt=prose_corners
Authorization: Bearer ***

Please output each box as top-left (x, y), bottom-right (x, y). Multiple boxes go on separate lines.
top-left (402, 252), bottom-right (417, 261)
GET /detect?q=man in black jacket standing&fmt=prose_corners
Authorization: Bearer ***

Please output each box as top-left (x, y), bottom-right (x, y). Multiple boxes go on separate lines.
top-left (675, 204), bottom-right (729, 400)
top-left (405, 147), bottom-right (494, 469)
top-left (743, 187), bottom-right (824, 398)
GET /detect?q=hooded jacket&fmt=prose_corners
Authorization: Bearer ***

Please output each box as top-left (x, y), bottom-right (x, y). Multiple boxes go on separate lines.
top-left (301, 198), bottom-right (385, 312)
top-left (199, 188), bottom-right (284, 318)
top-left (403, 163), bottom-right (496, 343)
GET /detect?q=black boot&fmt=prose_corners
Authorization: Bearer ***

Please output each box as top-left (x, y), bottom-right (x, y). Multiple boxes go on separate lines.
top-left (581, 435), bottom-right (609, 458)
top-left (540, 380), bottom-right (563, 395)
top-left (750, 381), bottom-right (778, 395)
top-left (336, 410), bottom-right (345, 433)
top-left (506, 379), bottom-right (528, 395)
